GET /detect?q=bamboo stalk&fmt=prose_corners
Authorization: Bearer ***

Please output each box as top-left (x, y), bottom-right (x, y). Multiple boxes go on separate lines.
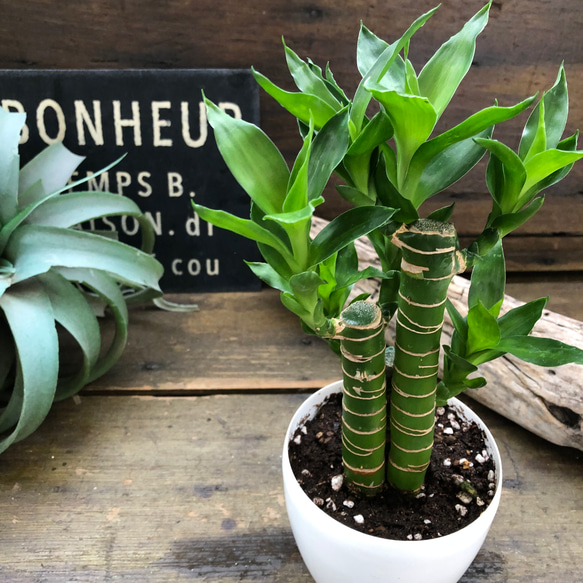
top-left (387, 220), bottom-right (464, 492)
top-left (335, 301), bottom-right (387, 496)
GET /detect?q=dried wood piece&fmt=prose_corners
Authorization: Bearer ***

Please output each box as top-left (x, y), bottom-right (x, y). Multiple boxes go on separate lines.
top-left (311, 217), bottom-right (583, 451)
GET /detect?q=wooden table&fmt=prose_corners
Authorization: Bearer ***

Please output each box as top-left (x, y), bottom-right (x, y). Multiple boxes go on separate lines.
top-left (0, 282), bottom-right (582, 582)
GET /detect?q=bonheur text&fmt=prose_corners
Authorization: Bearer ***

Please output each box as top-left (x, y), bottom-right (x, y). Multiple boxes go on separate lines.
top-left (0, 98), bottom-right (242, 148)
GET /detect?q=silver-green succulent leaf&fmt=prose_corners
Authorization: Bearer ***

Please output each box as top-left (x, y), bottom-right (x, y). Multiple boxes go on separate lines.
top-left (0, 108), bottom-right (164, 454)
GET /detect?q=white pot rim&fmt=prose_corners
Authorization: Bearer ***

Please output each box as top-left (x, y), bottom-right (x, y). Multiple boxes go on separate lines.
top-left (283, 379), bottom-right (503, 549)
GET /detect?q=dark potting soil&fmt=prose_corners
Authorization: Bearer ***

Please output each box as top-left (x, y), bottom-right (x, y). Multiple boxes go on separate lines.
top-left (288, 392), bottom-right (497, 541)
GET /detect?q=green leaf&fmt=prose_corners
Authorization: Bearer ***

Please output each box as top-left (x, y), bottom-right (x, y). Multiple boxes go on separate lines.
top-left (356, 23), bottom-right (391, 78)
top-left (405, 96), bottom-right (535, 205)
top-left (413, 127), bottom-right (492, 203)
top-left (351, 6), bottom-right (438, 136)
top-left (246, 261), bottom-right (292, 293)
top-left (205, 97), bottom-right (290, 215)
top-left (0, 280), bottom-right (59, 450)
top-left (469, 239), bottom-right (505, 315)
top-left (0, 190), bottom-right (61, 255)
top-left (404, 58), bottom-right (420, 95)
top-left (490, 196), bottom-right (545, 237)
top-left (287, 270), bottom-right (329, 329)
top-left (374, 158), bottom-right (419, 223)
top-left (6, 225), bottom-right (163, 291)
top-left (445, 298), bottom-right (468, 343)
top-left (18, 142), bottom-right (84, 202)
top-left (280, 291), bottom-right (312, 322)
top-left (467, 300), bottom-right (500, 355)
top-left (518, 132), bottom-right (579, 204)
top-left (264, 199), bottom-right (322, 225)
top-left (418, 2), bottom-right (491, 117)
top-left (0, 108), bottom-right (26, 225)
top-left (346, 110), bottom-right (393, 157)
top-left (257, 242), bottom-right (293, 279)
top-left (193, 203), bottom-right (292, 259)
top-left (427, 203), bottom-right (455, 222)
top-left (19, 153), bottom-right (126, 208)
top-left (308, 107), bottom-right (351, 201)
top-left (367, 87), bottom-right (437, 187)
top-left (4, 191), bottom-right (155, 256)
top-left (444, 345), bottom-right (478, 374)
top-left (496, 336), bottom-right (583, 366)
top-left (290, 270), bottom-right (326, 297)
top-left (284, 125), bottom-right (312, 214)
top-left (519, 148), bottom-right (583, 204)
top-left (288, 123), bottom-right (314, 212)
top-left (284, 41), bottom-right (342, 110)
top-left (498, 297), bottom-right (547, 338)
top-left (325, 62), bottom-right (351, 106)
top-left (26, 191), bottom-right (147, 228)
top-left (519, 64), bottom-right (568, 160)
top-left (338, 266), bottom-right (393, 293)
top-left (356, 24), bottom-right (408, 101)
top-left (475, 137), bottom-right (527, 212)
top-left (58, 267), bottom-right (130, 383)
top-left (464, 376), bottom-right (487, 389)
top-left (336, 185), bottom-right (375, 207)
top-left (38, 271), bottom-right (101, 400)
top-left (519, 97), bottom-right (547, 163)
top-left (309, 206), bottom-right (397, 266)
top-left (252, 68), bottom-right (338, 129)
top-left (342, 151), bottom-right (373, 193)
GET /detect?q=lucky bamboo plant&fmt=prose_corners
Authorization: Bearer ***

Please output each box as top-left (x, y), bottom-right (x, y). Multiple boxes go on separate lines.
top-left (193, 1), bottom-right (583, 496)
top-left (0, 106), bottom-right (165, 454)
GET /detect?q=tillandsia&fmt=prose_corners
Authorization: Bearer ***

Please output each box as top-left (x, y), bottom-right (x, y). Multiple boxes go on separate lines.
top-left (192, 1), bottom-right (583, 496)
top-left (0, 107), bottom-right (165, 454)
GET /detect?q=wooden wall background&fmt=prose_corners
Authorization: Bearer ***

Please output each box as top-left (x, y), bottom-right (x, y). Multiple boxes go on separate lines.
top-left (0, 0), bottom-right (582, 273)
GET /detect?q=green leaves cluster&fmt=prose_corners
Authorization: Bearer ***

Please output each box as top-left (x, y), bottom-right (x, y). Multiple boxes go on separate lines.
top-left (439, 240), bottom-right (583, 403)
top-left (252, 2), bottom-right (536, 216)
top-left (0, 107), bottom-right (164, 454)
top-left (193, 99), bottom-right (396, 334)
top-left (470, 65), bottom-right (583, 253)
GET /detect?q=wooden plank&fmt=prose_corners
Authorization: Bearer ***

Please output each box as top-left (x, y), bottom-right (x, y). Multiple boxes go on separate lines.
top-left (381, 193), bottom-right (583, 238)
top-left (0, 394), bottom-right (312, 582)
top-left (0, 1), bottom-right (582, 226)
top-left (506, 273), bottom-right (583, 320)
top-left (85, 277), bottom-right (583, 397)
top-left (86, 289), bottom-right (341, 394)
top-left (460, 236), bottom-right (583, 272)
top-left (0, 393), bottom-right (581, 582)
top-left (320, 194), bottom-right (583, 272)
top-left (0, 0), bottom-right (581, 273)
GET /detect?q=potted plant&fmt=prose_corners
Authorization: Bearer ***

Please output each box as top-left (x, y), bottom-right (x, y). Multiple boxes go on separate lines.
top-left (0, 106), bottom-right (166, 454)
top-left (192, 2), bottom-right (583, 581)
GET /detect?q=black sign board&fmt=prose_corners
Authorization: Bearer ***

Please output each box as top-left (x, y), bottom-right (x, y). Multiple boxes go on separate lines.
top-left (0, 69), bottom-right (262, 292)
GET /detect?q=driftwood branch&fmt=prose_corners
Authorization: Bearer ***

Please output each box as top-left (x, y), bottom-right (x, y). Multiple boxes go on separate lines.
top-left (311, 217), bottom-right (583, 451)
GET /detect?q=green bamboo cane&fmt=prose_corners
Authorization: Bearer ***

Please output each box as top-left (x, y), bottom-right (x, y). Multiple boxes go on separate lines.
top-left (387, 219), bottom-right (465, 493)
top-left (334, 301), bottom-right (387, 496)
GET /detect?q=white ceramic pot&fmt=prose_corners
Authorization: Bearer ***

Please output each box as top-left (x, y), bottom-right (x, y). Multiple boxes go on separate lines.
top-left (282, 380), bottom-right (503, 583)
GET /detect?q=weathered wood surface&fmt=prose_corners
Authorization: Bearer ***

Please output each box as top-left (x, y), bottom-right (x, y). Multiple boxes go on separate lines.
top-left (86, 289), bottom-right (340, 393)
top-left (86, 276), bottom-right (583, 399)
top-left (0, 393), bottom-right (581, 582)
top-left (0, 0), bottom-right (582, 269)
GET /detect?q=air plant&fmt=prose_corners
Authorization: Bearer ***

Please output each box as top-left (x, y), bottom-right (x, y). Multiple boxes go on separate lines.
top-left (193, 1), bottom-right (583, 496)
top-left (0, 106), bottom-right (165, 454)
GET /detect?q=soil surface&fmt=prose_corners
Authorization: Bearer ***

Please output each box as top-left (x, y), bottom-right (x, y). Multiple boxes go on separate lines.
top-left (288, 392), bottom-right (497, 541)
